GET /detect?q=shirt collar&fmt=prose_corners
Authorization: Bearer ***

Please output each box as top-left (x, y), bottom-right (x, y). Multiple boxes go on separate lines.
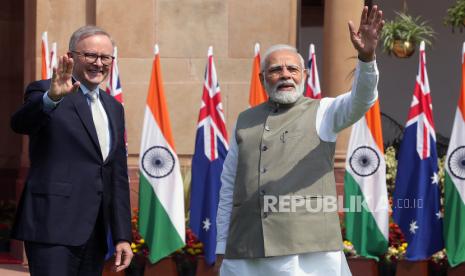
top-left (79, 82), bottom-right (100, 98)
top-left (72, 76), bottom-right (99, 97)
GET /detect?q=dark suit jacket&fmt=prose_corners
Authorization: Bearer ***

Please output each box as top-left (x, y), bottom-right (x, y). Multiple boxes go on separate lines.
top-left (10, 79), bottom-right (132, 247)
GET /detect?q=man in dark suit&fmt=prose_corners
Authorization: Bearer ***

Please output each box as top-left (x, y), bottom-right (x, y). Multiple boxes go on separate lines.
top-left (11, 26), bottom-right (133, 275)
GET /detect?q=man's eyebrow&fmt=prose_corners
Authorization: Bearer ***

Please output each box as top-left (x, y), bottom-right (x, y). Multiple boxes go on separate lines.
top-left (267, 64), bottom-right (282, 69)
top-left (82, 51), bottom-right (113, 56)
top-left (267, 64), bottom-right (301, 69)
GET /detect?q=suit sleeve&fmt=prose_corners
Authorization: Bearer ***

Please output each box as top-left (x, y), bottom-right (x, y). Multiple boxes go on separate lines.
top-left (11, 80), bottom-right (52, 134)
top-left (111, 104), bottom-right (132, 243)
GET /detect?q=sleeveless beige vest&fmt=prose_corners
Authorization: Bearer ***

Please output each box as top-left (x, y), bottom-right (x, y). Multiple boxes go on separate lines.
top-left (225, 96), bottom-right (343, 258)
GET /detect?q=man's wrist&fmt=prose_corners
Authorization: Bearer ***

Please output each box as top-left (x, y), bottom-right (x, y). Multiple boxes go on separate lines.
top-left (47, 93), bottom-right (63, 102)
top-left (43, 91), bottom-right (63, 112)
top-left (115, 239), bottom-right (131, 245)
top-left (358, 54), bottom-right (376, 62)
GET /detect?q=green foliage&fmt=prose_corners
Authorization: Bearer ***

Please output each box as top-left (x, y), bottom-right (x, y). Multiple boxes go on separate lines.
top-left (381, 12), bottom-right (435, 54)
top-left (385, 146), bottom-right (397, 195)
top-left (444, 0), bottom-right (465, 32)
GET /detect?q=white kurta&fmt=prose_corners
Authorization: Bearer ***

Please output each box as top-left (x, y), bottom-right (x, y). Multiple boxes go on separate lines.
top-left (216, 60), bottom-right (379, 276)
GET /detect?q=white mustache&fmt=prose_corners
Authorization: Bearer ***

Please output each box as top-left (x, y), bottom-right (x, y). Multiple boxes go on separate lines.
top-left (275, 80), bottom-right (296, 90)
top-left (264, 78), bottom-right (304, 104)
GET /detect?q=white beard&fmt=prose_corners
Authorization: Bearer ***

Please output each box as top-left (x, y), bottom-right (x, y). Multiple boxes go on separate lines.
top-left (264, 79), bottom-right (305, 104)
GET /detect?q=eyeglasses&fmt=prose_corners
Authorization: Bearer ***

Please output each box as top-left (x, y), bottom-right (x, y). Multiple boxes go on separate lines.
top-left (265, 65), bottom-right (303, 78)
top-left (71, 51), bottom-right (114, 66)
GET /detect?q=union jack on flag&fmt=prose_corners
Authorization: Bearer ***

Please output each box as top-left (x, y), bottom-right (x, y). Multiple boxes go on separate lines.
top-left (405, 42), bottom-right (435, 160)
top-left (49, 42), bottom-right (58, 76)
top-left (304, 43), bottom-right (322, 99)
top-left (105, 46), bottom-right (123, 103)
top-left (190, 46), bottom-right (229, 265)
top-left (393, 41), bottom-right (443, 260)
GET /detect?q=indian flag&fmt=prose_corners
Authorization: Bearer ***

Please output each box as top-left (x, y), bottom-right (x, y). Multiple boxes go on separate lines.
top-left (444, 42), bottom-right (465, 267)
top-left (344, 100), bottom-right (389, 259)
top-left (248, 43), bottom-right (267, 107)
top-left (41, 31), bottom-right (50, 80)
top-left (138, 44), bottom-right (185, 264)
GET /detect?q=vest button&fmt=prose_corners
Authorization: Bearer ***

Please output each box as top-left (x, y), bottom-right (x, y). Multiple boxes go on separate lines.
top-left (264, 125), bottom-right (270, 131)
top-left (261, 168), bottom-right (267, 173)
top-left (262, 145), bottom-right (268, 151)
top-left (260, 189), bottom-right (265, 195)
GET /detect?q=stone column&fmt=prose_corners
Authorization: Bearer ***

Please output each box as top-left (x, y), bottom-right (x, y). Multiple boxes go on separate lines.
top-left (322, 0), bottom-right (364, 172)
top-left (322, 0), bottom-right (364, 191)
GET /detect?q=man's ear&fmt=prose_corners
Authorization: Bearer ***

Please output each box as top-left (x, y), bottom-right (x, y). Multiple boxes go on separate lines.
top-left (259, 72), bottom-right (265, 87)
top-left (302, 69), bottom-right (308, 82)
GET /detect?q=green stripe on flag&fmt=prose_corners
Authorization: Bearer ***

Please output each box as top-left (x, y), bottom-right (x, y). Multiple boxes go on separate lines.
top-left (138, 174), bottom-right (184, 264)
top-left (444, 172), bottom-right (465, 267)
top-left (344, 172), bottom-right (388, 260)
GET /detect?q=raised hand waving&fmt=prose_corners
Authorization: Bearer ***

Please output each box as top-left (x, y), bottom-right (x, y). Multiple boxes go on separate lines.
top-left (348, 5), bottom-right (384, 62)
top-left (48, 55), bottom-right (80, 101)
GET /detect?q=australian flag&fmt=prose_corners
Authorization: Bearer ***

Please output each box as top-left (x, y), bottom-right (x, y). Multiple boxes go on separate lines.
top-left (393, 41), bottom-right (444, 260)
top-left (189, 46), bottom-right (229, 265)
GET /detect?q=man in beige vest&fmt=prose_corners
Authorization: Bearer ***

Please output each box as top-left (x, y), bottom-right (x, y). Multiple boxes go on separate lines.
top-left (215, 5), bottom-right (384, 276)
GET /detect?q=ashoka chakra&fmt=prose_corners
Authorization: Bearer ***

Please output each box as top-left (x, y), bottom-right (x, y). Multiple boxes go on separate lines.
top-left (448, 146), bottom-right (465, 180)
top-left (349, 146), bottom-right (380, 177)
top-left (142, 146), bottom-right (175, 178)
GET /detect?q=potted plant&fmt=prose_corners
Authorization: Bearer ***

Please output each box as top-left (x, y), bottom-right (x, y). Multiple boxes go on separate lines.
top-left (429, 249), bottom-right (448, 276)
top-left (0, 200), bottom-right (15, 252)
top-left (444, 0), bottom-right (465, 32)
top-left (171, 228), bottom-right (203, 276)
top-left (127, 208), bottom-right (149, 276)
top-left (381, 12), bottom-right (435, 58)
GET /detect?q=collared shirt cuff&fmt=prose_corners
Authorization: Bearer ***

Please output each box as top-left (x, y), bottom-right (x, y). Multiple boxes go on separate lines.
top-left (215, 241), bottom-right (226, 255)
top-left (357, 59), bottom-right (377, 72)
top-left (43, 91), bottom-right (63, 112)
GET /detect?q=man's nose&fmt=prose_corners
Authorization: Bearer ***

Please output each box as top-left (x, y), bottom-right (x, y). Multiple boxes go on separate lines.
top-left (280, 67), bottom-right (292, 78)
top-left (93, 56), bottom-right (104, 66)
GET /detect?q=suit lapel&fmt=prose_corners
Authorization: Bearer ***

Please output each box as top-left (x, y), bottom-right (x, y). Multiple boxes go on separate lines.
top-left (99, 89), bottom-right (119, 163)
top-left (69, 89), bottom-right (102, 157)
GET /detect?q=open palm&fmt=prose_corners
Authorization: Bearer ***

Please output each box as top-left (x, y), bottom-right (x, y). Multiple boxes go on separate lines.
top-left (349, 5), bottom-right (384, 62)
top-left (49, 55), bottom-right (80, 101)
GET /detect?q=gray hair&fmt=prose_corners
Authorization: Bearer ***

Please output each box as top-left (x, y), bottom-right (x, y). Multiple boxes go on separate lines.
top-left (68, 25), bottom-right (115, 51)
top-left (260, 44), bottom-right (305, 72)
